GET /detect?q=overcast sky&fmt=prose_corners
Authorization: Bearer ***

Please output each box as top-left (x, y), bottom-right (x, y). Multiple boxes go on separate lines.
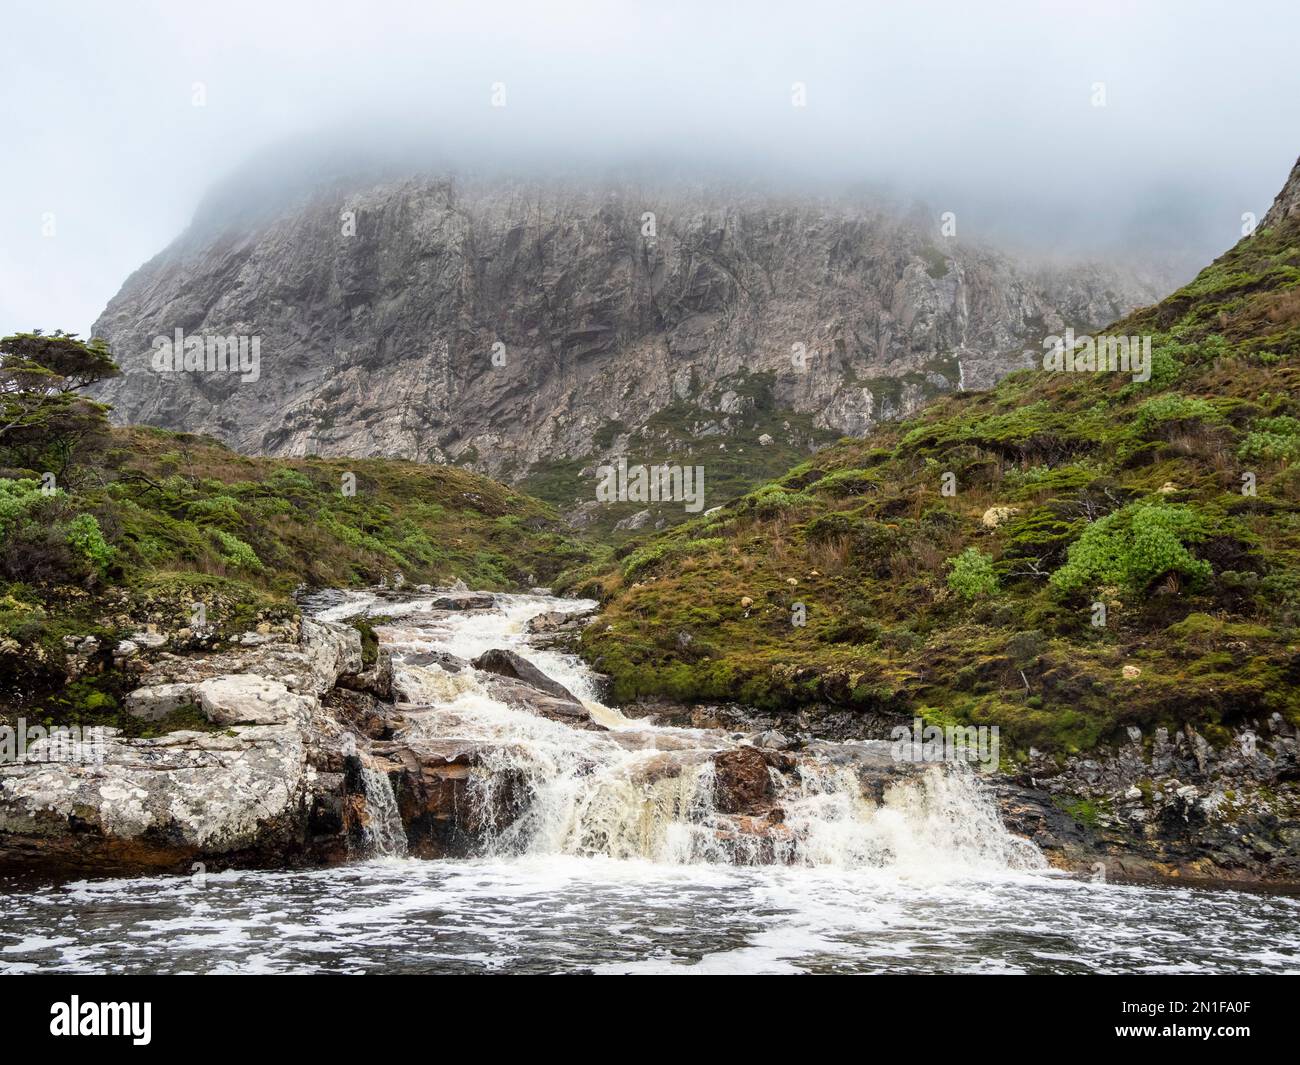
top-left (2, 0), bottom-right (1298, 337)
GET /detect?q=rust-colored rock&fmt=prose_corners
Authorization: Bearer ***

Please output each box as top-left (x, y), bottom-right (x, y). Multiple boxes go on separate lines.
top-left (712, 747), bottom-right (773, 814)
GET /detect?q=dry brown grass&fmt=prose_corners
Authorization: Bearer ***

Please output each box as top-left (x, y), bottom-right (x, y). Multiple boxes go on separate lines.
top-left (805, 534), bottom-right (853, 576)
top-left (1264, 287), bottom-right (1300, 327)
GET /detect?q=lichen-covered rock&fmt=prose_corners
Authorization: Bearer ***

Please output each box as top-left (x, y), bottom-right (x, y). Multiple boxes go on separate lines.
top-left (135, 618), bottom-right (362, 697)
top-left (0, 617), bottom-right (362, 876)
top-left (0, 723), bottom-right (310, 875)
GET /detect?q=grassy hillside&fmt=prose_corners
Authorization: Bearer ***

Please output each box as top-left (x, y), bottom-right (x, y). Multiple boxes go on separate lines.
top-left (568, 182), bottom-right (1300, 758)
top-left (1, 425), bottom-right (599, 710)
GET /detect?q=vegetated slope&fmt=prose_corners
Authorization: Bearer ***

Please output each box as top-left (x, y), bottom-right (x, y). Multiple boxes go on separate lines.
top-left (0, 425), bottom-right (598, 709)
top-left (568, 158), bottom-right (1300, 757)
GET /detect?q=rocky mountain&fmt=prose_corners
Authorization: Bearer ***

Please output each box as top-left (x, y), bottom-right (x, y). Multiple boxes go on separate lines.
top-left (92, 170), bottom-right (1177, 513)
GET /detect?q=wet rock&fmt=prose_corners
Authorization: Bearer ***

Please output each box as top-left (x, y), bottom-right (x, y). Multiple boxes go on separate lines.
top-left (712, 747), bottom-right (773, 813)
top-left (471, 648), bottom-right (578, 702)
top-left (479, 674), bottom-right (606, 731)
top-left (431, 593), bottom-right (496, 611)
top-left (371, 740), bottom-right (529, 859)
top-left (339, 647), bottom-right (394, 700)
top-left (322, 688), bottom-right (401, 741)
top-left (403, 649), bottom-right (468, 673)
top-left (756, 729), bottom-right (790, 751)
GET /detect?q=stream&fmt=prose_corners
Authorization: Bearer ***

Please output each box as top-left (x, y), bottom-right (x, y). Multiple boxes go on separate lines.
top-left (1, 590), bottom-right (1297, 974)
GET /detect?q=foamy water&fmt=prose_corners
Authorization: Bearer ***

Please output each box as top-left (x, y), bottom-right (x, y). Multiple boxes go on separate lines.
top-left (3, 858), bottom-right (1297, 974)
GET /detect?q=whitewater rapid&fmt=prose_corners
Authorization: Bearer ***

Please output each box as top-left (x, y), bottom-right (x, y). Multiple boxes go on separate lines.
top-left (310, 588), bottom-right (1044, 876)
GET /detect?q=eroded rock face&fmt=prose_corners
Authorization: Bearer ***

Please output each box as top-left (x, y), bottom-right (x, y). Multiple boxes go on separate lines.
top-left (90, 176), bottom-right (1175, 485)
top-left (1004, 718), bottom-right (1300, 884)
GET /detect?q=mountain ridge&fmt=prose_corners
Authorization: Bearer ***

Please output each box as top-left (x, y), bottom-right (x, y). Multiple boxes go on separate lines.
top-left (91, 172), bottom-right (1178, 524)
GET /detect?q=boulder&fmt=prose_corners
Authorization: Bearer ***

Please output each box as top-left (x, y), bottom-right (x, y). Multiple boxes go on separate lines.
top-left (614, 509), bottom-right (653, 532)
top-left (712, 747), bottom-right (773, 813)
top-left (471, 648), bottom-right (578, 702)
top-left (525, 610), bottom-right (585, 635)
top-left (431, 593), bottom-right (495, 611)
top-left (198, 676), bottom-right (316, 726)
top-left (981, 505), bottom-right (1020, 528)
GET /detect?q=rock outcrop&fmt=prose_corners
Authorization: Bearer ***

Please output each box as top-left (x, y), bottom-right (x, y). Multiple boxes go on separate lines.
top-left (0, 618), bottom-right (364, 876)
top-left (91, 172), bottom-right (1176, 495)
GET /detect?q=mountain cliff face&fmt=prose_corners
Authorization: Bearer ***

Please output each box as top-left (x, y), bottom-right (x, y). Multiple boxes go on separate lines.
top-left (92, 174), bottom-right (1174, 509)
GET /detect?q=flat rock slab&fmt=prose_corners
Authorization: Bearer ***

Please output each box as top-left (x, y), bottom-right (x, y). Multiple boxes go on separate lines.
top-left (127, 674), bottom-right (317, 726)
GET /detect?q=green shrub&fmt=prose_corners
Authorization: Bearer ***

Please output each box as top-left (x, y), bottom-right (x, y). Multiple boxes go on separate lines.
top-left (1238, 415), bottom-right (1300, 463)
top-left (64, 514), bottom-right (114, 574)
top-left (1050, 502), bottom-right (1211, 596)
top-left (946, 548), bottom-right (999, 600)
top-left (0, 478), bottom-right (47, 538)
top-left (813, 469), bottom-right (879, 497)
top-left (1132, 393), bottom-right (1223, 436)
top-left (745, 486), bottom-right (811, 519)
top-left (212, 529), bottom-right (263, 571)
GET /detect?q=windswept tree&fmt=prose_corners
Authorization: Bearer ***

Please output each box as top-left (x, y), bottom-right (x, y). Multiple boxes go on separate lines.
top-left (0, 330), bottom-right (121, 482)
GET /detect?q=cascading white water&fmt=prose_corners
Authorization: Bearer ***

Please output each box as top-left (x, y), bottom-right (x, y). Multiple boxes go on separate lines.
top-left (358, 765), bottom-right (408, 858)
top-left (312, 589), bottom-right (1044, 876)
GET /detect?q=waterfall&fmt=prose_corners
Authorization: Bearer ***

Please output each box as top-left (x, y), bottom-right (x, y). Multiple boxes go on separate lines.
top-left (359, 765), bottom-right (408, 858)
top-left (391, 659), bottom-right (1044, 874)
top-left (317, 589), bottom-right (1044, 876)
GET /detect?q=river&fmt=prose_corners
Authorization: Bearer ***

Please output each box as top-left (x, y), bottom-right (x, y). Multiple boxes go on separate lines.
top-left (1, 590), bottom-right (1297, 974)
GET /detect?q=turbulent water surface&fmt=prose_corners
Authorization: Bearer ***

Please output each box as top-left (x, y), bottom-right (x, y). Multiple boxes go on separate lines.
top-left (2, 590), bottom-right (1298, 974)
